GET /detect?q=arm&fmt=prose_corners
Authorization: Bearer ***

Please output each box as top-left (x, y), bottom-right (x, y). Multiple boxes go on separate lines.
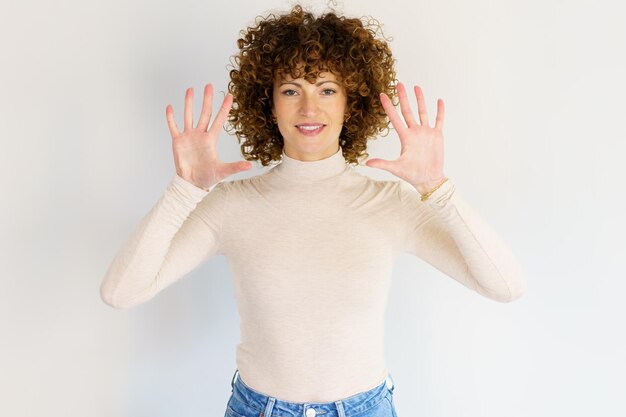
top-left (400, 179), bottom-right (527, 303)
top-left (99, 173), bottom-right (227, 309)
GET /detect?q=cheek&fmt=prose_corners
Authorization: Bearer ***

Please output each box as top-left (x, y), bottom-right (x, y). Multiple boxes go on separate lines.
top-left (274, 100), bottom-right (291, 115)
top-left (334, 103), bottom-right (347, 122)
top-left (337, 97), bottom-right (348, 116)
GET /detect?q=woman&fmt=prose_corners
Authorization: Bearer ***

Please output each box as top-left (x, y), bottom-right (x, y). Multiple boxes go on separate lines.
top-left (100, 4), bottom-right (527, 417)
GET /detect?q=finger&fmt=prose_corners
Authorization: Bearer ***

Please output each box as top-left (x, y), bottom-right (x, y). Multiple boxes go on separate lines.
top-left (434, 98), bottom-right (445, 131)
top-left (207, 92), bottom-right (234, 137)
top-left (379, 92), bottom-right (407, 132)
top-left (165, 104), bottom-right (180, 138)
top-left (224, 161), bottom-right (252, 177)
top-left (365, 158), bottom-right (390, 170)
top-left (197, 83), bottom-right (214, 132)
top-left (397, 82), bottom-right (418, 128)
top-left (184, 87), bottom-right (193, 131)
top-left (365, 158), bottom-right (399, 177)
top-left (414, 85), bottom-right (430, 127)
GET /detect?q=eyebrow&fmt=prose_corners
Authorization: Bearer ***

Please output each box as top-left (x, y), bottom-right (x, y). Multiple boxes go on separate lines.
top-left (279, 80), bottom-right (341, 87)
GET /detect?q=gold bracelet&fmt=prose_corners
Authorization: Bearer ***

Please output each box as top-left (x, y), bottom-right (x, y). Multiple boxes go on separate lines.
top-left (420, 177), bottom-right (449, 202)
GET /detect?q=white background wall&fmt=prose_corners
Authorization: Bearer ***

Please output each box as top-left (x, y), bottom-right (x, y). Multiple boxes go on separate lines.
top-left (1, 0), bottom-right (624, 416)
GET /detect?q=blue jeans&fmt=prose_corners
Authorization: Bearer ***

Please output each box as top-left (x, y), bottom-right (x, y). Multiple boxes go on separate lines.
top-left (225, 369), bottom-right (398, 417)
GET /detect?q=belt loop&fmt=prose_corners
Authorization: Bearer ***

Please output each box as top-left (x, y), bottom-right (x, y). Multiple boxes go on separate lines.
top-left (263, 396), bottom-right (276, 417)
top-left (387, 372), bottom-right (395, 393)
top-left (230, 369), bottom-right (239, 391)
top-left (334, 400), bottom-right (346, 417)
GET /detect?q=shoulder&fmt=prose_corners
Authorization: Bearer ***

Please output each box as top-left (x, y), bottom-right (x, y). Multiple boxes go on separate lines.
top-left (215, 169), bottom-right (269, 189)
top-left (347, 169), bottom-right (428, 217)
top-left (207, 171), bottom-right (269, 204)
top-left (192, 174), bottom-right (265, 223)
top-left (345, 166), bottom-right (410, 198)
top-left (396, 179), bottom-right (422, 201)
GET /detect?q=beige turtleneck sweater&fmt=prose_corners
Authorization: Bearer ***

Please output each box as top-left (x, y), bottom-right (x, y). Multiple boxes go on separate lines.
top-left (100, 146), bottom-right (526, 402)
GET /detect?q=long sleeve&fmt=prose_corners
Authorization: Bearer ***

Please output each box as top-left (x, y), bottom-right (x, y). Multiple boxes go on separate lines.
top-left (100, 173), bottom-right (227, 309)
top-left (399, 178), bottom-right (527, 303)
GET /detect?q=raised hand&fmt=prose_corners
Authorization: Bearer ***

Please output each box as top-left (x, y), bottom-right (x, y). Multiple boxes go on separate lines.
top-left (166, 83), bottom-right (252, 191)
top-left (365, 82), bottom-right (447, 195)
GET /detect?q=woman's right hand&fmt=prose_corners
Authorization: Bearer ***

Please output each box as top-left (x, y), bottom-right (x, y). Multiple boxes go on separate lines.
top-left (165, 83), bottom-right (252, 190)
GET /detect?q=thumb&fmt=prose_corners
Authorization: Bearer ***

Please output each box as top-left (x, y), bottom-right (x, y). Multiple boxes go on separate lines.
top-left (225, 161), bottom-right (253, 176)
top-left (365, 158), bottom-right (390, 171)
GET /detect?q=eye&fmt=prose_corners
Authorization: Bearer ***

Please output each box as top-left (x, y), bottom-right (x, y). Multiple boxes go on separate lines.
top-left (322, 88), bottom-right (336, 95)
top-left (281, 89), bottom-right (297, 96)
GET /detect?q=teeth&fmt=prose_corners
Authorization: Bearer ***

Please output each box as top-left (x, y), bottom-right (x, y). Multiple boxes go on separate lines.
top-left (298, 125), bottom-right (323, 130)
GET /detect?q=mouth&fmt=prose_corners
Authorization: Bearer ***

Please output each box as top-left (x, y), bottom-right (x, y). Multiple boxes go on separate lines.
top-left (295, 124), bottom-right (326, 136)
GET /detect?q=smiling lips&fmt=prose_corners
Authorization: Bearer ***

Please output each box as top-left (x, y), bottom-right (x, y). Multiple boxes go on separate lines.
top-left (296, 123), bottom-right (326, 136)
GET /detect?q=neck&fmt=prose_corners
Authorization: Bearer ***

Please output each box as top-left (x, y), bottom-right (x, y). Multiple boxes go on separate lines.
top-left (272, 146), bottom-right (348, 182)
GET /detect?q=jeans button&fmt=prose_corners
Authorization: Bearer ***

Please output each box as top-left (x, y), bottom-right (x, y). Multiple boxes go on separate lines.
top-left (305, 408), bottom-right (317, 417)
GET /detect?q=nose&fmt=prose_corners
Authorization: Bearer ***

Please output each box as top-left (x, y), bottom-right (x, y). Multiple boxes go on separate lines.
top-left (298, 94), bottom-right (319, 117)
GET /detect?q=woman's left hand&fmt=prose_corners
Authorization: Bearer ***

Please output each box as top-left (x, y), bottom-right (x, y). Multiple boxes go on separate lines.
top-left (365, 82), bottom-right (447, 195)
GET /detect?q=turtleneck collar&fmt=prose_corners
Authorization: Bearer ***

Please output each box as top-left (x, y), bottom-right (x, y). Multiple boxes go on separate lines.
top-left (272, 146), bottom-right (348, 182)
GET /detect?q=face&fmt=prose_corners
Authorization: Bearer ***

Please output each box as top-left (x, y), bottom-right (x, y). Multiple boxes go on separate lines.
top-left (272, 69), bottom-right (348, 161)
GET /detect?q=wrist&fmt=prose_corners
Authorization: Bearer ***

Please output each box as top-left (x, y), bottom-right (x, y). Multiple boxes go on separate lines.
top-left (412, 176), bottom-right (447, 195)
top-left (413, 177), bottom-right (449, 201)
top-left (176, 172), bottom-right (213, 192)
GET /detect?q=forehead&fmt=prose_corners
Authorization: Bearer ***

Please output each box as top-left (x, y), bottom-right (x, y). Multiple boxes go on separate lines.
top-left (279, 71), bottom-right (338, 81)
top-left (274, 64), bottom-right (341, 83)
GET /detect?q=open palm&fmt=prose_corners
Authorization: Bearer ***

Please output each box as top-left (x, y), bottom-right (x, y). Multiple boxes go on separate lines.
top-left (365, 82), bottom-right (446, 194)
top-left (165, 83), bottom-right (252, 190)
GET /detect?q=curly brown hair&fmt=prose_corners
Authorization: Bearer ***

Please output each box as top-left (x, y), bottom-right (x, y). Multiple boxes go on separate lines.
top-left (225, 3), bottom-right (398, 167)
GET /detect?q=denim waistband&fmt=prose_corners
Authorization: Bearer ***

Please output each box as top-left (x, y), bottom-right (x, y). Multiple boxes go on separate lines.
top-left (229, 369), bottom-right (395, 417)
